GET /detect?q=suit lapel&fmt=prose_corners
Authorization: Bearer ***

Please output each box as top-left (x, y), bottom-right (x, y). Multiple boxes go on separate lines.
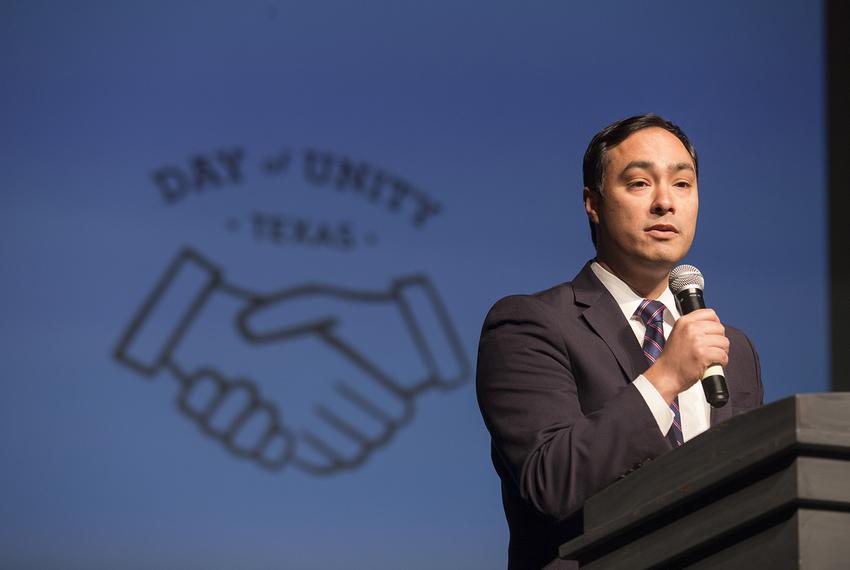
top-left (572, 262), bottom-right (647, 383)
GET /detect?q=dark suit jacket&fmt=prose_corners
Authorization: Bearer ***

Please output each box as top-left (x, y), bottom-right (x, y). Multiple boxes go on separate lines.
top-left (476, 262), bottom-right (763, 570)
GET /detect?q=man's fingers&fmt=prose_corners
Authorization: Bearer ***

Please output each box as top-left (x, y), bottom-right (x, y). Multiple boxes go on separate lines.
top-left (704, 347), bottom-right (730, 367)
top-left (695, 327), bottom-right (728, 346)
top-left (680, 308), bottom-right (720, 323)
top-left (707, 335), bottom-right (731, 353)
top-left (694, 329), bottom-right (730, 362)
top-left (689, 321), bottom-right (725, 337)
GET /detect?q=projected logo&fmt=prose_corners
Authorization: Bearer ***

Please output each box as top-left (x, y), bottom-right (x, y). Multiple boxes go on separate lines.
top-left (113, 147), bottom-right (469, 475)
top-left (149, 146), bottom-right (444, 250)
top-left (114, 248), bottom-right (468, 475)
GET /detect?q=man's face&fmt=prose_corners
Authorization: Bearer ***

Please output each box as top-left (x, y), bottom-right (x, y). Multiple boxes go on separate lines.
top-left (585, 127), bottom-right (698, 274)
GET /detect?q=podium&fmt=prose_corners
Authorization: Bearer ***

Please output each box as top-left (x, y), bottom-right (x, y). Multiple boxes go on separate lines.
top-left (558, 393), bottom-right (850, 569)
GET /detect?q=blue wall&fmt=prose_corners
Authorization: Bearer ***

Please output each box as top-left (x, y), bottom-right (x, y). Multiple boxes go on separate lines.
top-left (1, 1), bottom-right (825, 568)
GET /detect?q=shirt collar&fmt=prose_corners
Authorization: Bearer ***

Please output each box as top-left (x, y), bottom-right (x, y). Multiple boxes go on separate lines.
top-left (590, 260), bottom-right (680, 325)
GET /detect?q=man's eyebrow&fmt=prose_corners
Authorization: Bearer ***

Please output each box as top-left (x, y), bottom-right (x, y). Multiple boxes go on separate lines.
top-left (619, 160), bottom-right (695, 176)
top-left (620, 160), bottom-right (654, 175)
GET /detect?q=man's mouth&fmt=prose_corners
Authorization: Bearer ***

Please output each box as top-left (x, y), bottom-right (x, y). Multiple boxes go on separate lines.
top-left (645, 224), bottom-right (679, 237)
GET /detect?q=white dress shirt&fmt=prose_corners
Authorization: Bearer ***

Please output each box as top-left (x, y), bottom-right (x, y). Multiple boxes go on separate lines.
top-left (590, 261), bottom-right (711, 442)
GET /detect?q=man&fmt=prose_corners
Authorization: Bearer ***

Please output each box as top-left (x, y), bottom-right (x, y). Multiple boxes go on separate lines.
top-left (476, 114), bottom-right (763, 569)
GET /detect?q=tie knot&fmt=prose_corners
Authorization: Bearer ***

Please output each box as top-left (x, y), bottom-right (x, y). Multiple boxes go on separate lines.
top-left (635, 299), bottom-right (666, 326)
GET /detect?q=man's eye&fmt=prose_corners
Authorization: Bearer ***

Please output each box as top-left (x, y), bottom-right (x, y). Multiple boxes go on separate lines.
top-left (675, 181), bottom-right (692, 188)
top-left (628, 180), bottom-right (649, 188)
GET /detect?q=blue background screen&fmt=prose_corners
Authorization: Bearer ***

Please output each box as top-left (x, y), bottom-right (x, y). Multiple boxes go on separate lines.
top-left (1, 2), bottom-right (825, 568)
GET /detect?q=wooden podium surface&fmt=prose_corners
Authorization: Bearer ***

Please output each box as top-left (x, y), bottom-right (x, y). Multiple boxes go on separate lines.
top-left (558, 393), bottom-right (850, 569)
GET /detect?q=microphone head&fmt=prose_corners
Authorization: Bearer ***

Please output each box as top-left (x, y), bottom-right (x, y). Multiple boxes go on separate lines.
top-left (669, 264), bottom-right (705, 293)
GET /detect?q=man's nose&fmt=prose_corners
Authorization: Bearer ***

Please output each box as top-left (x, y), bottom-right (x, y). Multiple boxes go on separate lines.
top-left (650, 185), bottom-right (675, 215)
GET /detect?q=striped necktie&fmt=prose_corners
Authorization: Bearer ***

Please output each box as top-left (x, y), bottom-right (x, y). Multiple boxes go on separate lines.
top-left (635, 299), bottom-right (684, 447)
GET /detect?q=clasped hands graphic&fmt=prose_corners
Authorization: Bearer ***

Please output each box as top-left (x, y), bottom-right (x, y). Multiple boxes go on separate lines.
top-left (114, 248), bottom-right (468, 475)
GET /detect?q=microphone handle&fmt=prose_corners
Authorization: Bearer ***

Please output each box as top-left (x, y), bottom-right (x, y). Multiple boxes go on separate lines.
top-left (675, 287), bottom-right (730, 408)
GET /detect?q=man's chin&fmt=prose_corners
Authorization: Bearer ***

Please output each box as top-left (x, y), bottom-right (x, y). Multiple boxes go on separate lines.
top-left (635, 250), bottom-right (688, 272)
top-left (642, 242), bottom-right (691, 265)
top-left (597, 240), bottom-right (691, 275)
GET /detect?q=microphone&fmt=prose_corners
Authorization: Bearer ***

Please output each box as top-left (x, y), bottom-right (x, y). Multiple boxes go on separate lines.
top-left (668, 265), bottom-right (729, 408)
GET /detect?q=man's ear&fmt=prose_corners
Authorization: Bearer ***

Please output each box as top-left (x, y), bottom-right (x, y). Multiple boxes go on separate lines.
top-left (583, 186), bottom-right (600, 224)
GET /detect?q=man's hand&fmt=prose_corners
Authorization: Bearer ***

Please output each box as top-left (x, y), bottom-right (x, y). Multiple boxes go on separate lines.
top-left (643, 308), bottom-right (729, 403)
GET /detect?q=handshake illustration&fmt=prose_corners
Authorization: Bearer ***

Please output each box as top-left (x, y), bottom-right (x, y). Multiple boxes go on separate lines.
top-left (113, 248), bottom-right (469, 475)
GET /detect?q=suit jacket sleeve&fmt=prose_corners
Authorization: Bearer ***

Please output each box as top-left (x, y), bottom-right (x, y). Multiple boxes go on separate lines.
top-left (727, 327), bottom-right (764, 412)
top-left (476, 294), bottom-right (670, 521)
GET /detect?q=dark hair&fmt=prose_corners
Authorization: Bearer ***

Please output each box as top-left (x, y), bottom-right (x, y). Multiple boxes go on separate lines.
top-left (582, 113), bottom-right (698, 247)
